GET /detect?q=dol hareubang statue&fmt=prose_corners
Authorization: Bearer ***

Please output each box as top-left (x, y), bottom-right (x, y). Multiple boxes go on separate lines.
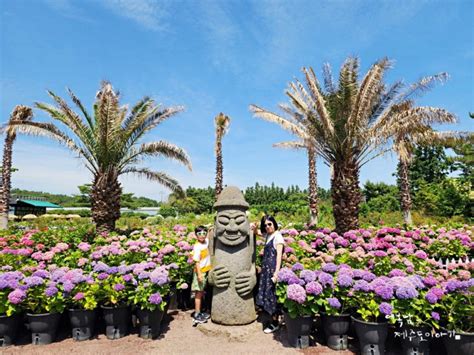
top-left (208, 186), bottom-right (256, 325)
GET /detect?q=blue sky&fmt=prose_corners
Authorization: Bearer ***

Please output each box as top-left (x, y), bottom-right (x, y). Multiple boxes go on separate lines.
top-left (1, 0), bottom-right (473, 201)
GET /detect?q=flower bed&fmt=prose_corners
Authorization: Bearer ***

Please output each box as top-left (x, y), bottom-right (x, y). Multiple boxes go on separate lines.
top-left (272, 226), bottom-right (473, 351)
top-left (0, 225), bottom-right (196, 344)
top-left (0, 224), bottom-right (472, 350)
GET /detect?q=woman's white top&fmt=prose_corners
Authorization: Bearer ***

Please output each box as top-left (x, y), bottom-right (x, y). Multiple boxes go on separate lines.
top-left (265, 231), bottom-right (285, 249)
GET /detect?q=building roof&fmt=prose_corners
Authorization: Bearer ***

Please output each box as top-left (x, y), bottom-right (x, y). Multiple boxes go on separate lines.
top-left (19, 200), bottom-right (62, 208)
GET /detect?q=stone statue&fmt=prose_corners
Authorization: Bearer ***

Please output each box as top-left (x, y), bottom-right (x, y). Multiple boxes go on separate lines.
top-left (208, 186), bottom-right (256, 325)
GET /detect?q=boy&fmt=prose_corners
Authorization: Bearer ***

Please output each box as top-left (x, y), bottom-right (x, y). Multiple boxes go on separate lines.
top-left (191, 225), bottom-right (212, 324)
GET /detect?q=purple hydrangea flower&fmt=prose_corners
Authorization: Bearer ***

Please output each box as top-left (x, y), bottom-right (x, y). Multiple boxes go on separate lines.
top-left (379, 302), bottom-right (393, 315)
top-left (45, 286), bottom-right (58, 297)
top-left (431, 312), bottom-right (440, 321)
top-left (277, 268), bottom-right (297, 283)
top-left (291, 263), bottom-right (304, 272)
top-left (445, 280), bottom-right (462, 292)
top-left (113, 283), bottom-right (125, 292)
top-left (107, 266), bottom-right (119, 275)
top-left (318, 272), bottom-right (334, 287)
top-left (23, 276), bottom-right (44, 288)
top-left (422, 276), bottom-right (437, 287)
top-left (300, 270), bottom-right (316, 283)
top-left (8, 289), bottom-right (26, 304)
top-left (388, 269), bottom-right (406, 277)
top-left (32, 269), bottom-right (50, 278)
top-left (337, 274), bottom-right (353, 287)
top-left (93, 262), bottom-right (109, 273)
top-left (287, 284), bottom-right (307, 304)
top-left (148, 292), bottom-right (162, 305)
top-left (63, 280), bottom-right (75, 293)
top-left (327, 297), bottom-right (341, 309)
top-left (123, 274), bottom-right (134, 282)
top-left (362, 271), bottom-right (376, 282)
top-left (425, 287), bottom-right (444, 304)
top-left (396, 286), bottom-right (418, 299)
top-left (138, 271), bottom-right (150, 280)
top-left (149, 271), bottom-right (168, 286)
top-left (354, 280), bottom-right (370, 292)
top-left (322, 263), bottom-right (338, 273)
top-left (374, 285), bottom-right (394, 300)
top-left (97, 273), bottom-right (109, 281)
top-left (305, 281), bottom-right (323, 296)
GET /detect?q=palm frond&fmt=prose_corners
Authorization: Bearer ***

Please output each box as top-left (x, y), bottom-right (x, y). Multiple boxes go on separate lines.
top-left (349, 57), bottom-right (392, 135)
top-left (121, 167), bottom-right (185, 197)
top-left (35, 99), bottom-right (95, 153)
top-left (398, 73), bottom-right (449, 102)
top-left (301, 67), bottom-right (334, 136)
top-left (67, 88), bottom-right (94, 129)
top-left (119, 141), bottom-right (192, 171)
top-left (123, 106), bottom-right (185, 150)
top-left (249, 104), bottom-right (308, 139)
top-left (10, 121), bottom-right (98, 172)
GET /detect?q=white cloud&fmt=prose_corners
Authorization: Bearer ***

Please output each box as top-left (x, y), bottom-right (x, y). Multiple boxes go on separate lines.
top-left (197, 0), bottom-right (242, 72)
top-left (101, 0), bottom-right (169, 31)
top-left (43, 0), bottom-right (93, 22)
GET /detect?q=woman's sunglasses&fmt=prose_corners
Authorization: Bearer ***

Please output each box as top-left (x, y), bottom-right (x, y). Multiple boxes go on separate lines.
top-left (196, 231), bottom-right (207, 236)
top-left (265, 223), bottom-right (273, 227)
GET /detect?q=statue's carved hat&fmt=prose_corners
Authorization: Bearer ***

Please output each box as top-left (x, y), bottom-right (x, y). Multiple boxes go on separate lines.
top-left (214, 186), bottom-right (249, 209)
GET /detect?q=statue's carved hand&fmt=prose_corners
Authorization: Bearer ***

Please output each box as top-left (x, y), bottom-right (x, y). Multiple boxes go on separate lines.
top-left (235, 271), bottom-right (256, 297)
top-left (212, 265), bottom-right (231, 288)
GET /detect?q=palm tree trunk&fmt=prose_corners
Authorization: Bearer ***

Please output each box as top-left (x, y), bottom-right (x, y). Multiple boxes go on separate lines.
top-left (331, 160), bottom-right (361, 234)
top-left (0, 134), bottom-right (15, 230)
top-left (307, 146), bottom-right (318, 226)
top-left (215, 139), bottom-right (223, 200)
top-left (398, 159), bottom-right (413, 225)
top-left (91, 169), bottom-right (122, 232)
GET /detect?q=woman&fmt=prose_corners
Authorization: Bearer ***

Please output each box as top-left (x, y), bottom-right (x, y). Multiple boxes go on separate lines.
top-left (255, 215), bottom-right (285, 334)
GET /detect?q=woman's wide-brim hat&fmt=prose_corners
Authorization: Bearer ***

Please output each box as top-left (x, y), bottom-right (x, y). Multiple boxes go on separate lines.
top-left (214, 186), bottom-right (249, 209)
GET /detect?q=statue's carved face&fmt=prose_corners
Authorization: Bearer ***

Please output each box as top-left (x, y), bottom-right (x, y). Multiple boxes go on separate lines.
top-left (215, 209), bottom-right (249, 246)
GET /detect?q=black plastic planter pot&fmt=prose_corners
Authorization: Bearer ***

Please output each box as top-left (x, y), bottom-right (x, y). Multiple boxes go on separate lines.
top-left (27, 312), bottom-right (61, 345)
top-left (284, 313), bottom-right (313, 349)
top-left (322, 313), bottom-right (351, 350)
top-left (352, 317), bottom-right (388, 355)
top-left (0, 314), bottom-right (21, 347)
top-left (442, 330), bottom-right (474, 355)
top-left (68, 309), bottom-right (97, 341)
top-left (101, 305), bottom-right (130, 340)
top-left (399, 326), bottom-right (432, 355)
top-left (137, 308), bottom-right (164, 339)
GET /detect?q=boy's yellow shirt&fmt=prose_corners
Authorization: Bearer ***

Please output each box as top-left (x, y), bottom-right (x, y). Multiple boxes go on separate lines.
top-left (192, 239), bottom-right (211, 273)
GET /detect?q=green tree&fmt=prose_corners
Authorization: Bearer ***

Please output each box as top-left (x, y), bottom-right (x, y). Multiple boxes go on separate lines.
top-left (12, 82), bottom-right (191, 231)
top-left (408, 145), bottom-right (452, 193)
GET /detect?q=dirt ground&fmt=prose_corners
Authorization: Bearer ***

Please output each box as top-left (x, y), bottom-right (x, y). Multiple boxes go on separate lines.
top-left (1, 310), bottom-right (357, 355)
top-left (1, 308), bottom-right (450, 355)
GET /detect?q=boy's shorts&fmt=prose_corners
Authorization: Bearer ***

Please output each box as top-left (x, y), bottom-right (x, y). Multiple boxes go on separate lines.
top-left (191, 271), bottom-right (208, 292)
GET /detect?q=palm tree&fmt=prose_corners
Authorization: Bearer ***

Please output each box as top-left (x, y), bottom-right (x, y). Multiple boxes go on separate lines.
top-left (214, 112), bottom-right (230, 199)
top-left (271, 141), bottom-right (319, 225)
top-left (0, 105), bottom-right (33, 229)
top-left (251, 57), bottom-right (455, 233)
top-left (12, 82), bottom-right (191, 232)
